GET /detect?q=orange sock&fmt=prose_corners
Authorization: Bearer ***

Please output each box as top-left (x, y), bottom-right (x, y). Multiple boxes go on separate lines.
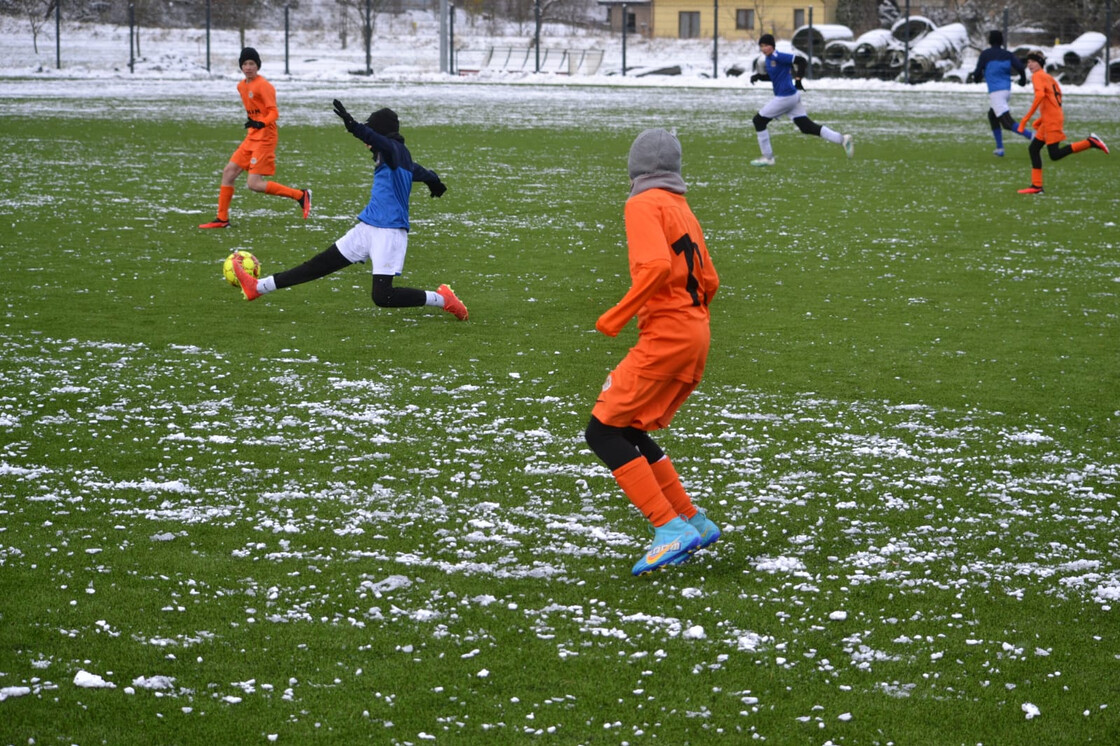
top-left (612, 458), bottom-right (676, 527)
top-left (265, 181), bottom-right (303, 201)
top-left (1030, 168), bottom-right (1043, 188)
top-left (650, 457), bottom-right (697, 519)
top-left (217, 185), bottom-right (234, 221)
top-left (1071, 140), bottom-right (1090, 154)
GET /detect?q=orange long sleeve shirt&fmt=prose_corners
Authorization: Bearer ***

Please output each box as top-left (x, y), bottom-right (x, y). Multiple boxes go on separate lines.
top-left (238, 75), bottom-right (279, 146)
top-left (1020, 68), bottom-right (1065, 145)
top-left (596, 188), bottom-right (719, 383)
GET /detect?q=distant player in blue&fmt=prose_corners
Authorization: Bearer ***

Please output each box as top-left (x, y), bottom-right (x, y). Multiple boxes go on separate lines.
top-left (230, 100), bottom-right (469, 321)
top-left (747, 33), bottom-right (853, 166)
top-left (971, 30), bottom-right (1033, 156)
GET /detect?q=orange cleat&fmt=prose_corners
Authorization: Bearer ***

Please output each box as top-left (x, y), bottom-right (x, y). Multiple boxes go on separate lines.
top-left (299, 189), bottom-right (312, 219)
top-left (199, 218), bottom-right (230, 229)
top-left (437, 284), bottom-right (468, 321)
top-left (231, 254), bottom-right (261, 301)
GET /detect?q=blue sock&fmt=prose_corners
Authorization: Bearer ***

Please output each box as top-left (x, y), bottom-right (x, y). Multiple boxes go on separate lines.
top-left (1020, 128), bottom-right (1034, 139)
top-left (993, 129), bottom-right (1004, 149)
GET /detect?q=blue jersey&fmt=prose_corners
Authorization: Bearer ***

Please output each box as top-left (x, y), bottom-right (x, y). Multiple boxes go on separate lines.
top-left (972, 46), bottom-right (1026, 92)
top-left (763, 51), bottom-right (799, 97)
top-left (346, 123), bottom-right (441, 232)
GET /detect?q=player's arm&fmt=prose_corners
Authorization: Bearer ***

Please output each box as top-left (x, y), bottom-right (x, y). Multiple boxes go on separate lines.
top-left (331, 99), bottom-right (401, 168)
top-left (596, 201), bottom-right (673, 336)
top-left (256, 82), bottom-right (279, 126)
top-left (1019, 86), bottom-right (1043, 131)
top-left (411, 163), bottom-right (447, 197)
top-left (792, 56), bottom-right (807, 89)
top-left (595, 259), bottom-right (671, 337)
top-left (1010, 55), bottom-right (1027, 86)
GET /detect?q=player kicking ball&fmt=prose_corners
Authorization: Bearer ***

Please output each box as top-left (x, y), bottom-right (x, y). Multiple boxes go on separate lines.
top-left (584, 128), bottom-right (721, 576)
top-left (230, 100), bottom-right (467, 321)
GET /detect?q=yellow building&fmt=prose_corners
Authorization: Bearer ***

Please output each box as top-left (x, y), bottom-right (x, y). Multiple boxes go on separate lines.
top-left (607, 1), bottom-right (839, 41)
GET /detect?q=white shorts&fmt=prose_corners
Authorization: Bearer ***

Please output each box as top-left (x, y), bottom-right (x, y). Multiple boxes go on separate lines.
top-left (759, 92), bottom-right (807, 121)
top-left (335, 222), bottom-right (408, 276)
top-left (988, 89), bottom-right (1011, 117)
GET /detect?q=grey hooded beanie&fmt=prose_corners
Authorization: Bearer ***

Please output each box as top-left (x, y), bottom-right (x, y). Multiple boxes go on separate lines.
top-left (627, 128), bottom-right (687, 197)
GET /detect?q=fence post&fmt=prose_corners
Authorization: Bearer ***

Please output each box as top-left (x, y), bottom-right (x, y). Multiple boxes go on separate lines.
top-left (285, 6), bottom-right (291, 75)
top-left (712, 0), bottom-right (718, 79)
top-left (449, 3), bottom-right (455, 75)
top-left (205, 0), bottom-right (211, 71)
top-left (1107, 0), bottom-right (1113, 86)
top-left (807, 6), bottom-right (813, 80)
top-left (55, 0), bottom-right (61, 69)
top-left (129, 3), bottom-right (135, 73)
top-left (364, 0), bottom-right (372, 75)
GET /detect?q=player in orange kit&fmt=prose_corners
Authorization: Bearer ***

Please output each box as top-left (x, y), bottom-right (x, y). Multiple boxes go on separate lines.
top-left (199, 47), bottom-right (311, 228)
top-left (584, 128), bottom-right (722, 576)
top-left (1016, 51), bottom-right (1109, 195)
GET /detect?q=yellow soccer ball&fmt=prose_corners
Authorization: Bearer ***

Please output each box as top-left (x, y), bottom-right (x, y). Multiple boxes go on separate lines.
top-left (223, 250), bottom-right (261, 287)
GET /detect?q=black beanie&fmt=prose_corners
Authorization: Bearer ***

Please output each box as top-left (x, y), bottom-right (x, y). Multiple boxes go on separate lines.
top-left (1026, 51), bottom-right (1046, 66)
top-left (239, 47), bottom-right (261, 68)
top-left (366, 108), bottom-right (400, 136)
top-left (759, 34), bottom-right (776, 48)
top-left (988, 30), bottom-right (1003, 47)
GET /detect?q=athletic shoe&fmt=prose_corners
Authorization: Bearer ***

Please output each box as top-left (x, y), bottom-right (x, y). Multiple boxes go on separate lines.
top-left (1088, 133), bottom-right (1109, 155)
top-left (299, 189), bottom-right (312, 219)
top-left (437, 284), bottom-right (469, 321)
top-left (687, 511), bottom-right (722, 550)
top-left (993, 148), bottom-right (1005, 157)
top-left (750, 157), bottom-right (775, 167)
top-left (1017, 185), bottom-right (1044, 194)
top-left (231, 254), bottom-right (261, 301)
top-left (842, 134), bottom-right (854, 158)
top-left (199, 218), bottom-right (230, 229)
top-left (631, 518), bottom-right (701, 576)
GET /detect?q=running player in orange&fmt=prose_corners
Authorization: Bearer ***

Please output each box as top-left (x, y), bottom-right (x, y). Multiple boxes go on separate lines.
top-left (584, 128), bottom-right (722, 576)
top-left (199, 47), bottom-right (311, 228)
top-left (1016, 51), bottom-right (1109, 195)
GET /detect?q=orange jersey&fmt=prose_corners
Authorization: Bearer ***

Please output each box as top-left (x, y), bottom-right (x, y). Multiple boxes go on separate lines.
top-left (1021, 68), bottom-right (1065, 144)
top-left (597, 188), bottom-right (719, 382)
top-left (238, 75), bottom-right (279, 146)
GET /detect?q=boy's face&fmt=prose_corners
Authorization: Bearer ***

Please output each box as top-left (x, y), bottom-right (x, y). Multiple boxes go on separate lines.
top-left (241, 60), bottom-right (259, 79)
top-left (1026, 59), bottom-right (1041, 72)
top-left (760, 43), bottom-right (775, 56)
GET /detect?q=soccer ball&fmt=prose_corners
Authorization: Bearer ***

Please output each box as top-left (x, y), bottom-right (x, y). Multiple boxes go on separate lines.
top-left (223, 250), bottom-right (261, 287)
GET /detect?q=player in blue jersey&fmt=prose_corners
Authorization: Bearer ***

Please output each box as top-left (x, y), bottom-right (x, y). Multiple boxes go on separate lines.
top-left (230, 100), bottom-right (468, 321)
top-left (970, 30), bottom-right (1033, 156)
top-left (747, 33), bottom-right (853, 166)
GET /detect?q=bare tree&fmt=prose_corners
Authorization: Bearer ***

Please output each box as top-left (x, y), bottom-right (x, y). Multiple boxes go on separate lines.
top-left (5, 0), bottom-right (53, 54)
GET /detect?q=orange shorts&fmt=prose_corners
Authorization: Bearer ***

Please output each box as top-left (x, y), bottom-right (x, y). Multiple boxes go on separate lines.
top-left (230, 139), bottom-right (276, 176)
top-left (591, 362), bottom-right (699, 431)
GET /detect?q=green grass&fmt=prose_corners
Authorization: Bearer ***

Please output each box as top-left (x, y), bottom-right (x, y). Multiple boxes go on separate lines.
top-left (1, 81), bottom-right (1118, 744)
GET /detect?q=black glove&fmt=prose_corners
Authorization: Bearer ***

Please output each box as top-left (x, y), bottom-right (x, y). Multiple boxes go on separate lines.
top-left (332, 99), bottom-right (356, 129)
top-left (428, 180), bottom-right (447, 198)
top-left (749, 73), bottom-right (761, 83)
top-left (794, 78), bottom-right (804, 90)
top-left (244, 118), bottom-right (265, 129)
top-left (1017, 76), bottom-right (1027, 87)
top-left (966, 72), bottom-right (975, 84)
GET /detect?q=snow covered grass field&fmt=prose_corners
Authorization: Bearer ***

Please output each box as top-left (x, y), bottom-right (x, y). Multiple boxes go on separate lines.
top-left (0, 79), bottom-right (1118, 744)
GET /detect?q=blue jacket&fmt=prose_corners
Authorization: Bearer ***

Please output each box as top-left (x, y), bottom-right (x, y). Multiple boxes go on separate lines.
top-left (346, 123), bottom-right (442, 232)
top-left (972, 46), bottom-right (1027, 92)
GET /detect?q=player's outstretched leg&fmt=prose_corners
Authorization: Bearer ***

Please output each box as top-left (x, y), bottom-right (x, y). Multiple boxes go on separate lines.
top-left (632, 517), bottom-right (702, 576)
top-left (1088, 133), bottom-right (1110, 155)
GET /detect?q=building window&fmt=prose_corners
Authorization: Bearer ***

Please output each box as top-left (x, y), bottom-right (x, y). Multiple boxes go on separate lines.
top-left (736, 9), bottom-right (754, 30)
top-left (793, 8), bottom-right (805, 28)
top-left (679, 11), bottom-right (701, 39)
top-left (626, 10), bottom-right (636, 33)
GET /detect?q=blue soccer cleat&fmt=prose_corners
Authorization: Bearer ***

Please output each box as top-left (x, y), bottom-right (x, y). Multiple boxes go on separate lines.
top-left (687, 511), bottom-right (722, 550)
top-left (632, 517), bottom-right (702, 576)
